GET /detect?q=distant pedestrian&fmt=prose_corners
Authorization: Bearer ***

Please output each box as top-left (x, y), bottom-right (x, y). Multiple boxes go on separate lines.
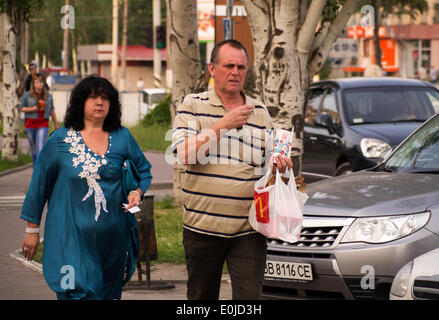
top-left (429, 66), bottom-right (438, 84)
top-left (172, 39), bottom-right (292, 300)
top-left (19, 73), bottom-right (59, 166)
top-left (417, 65), bottom-right (427, 81)
top-left (25, 61), bottom-right (49, 92)
top-left (20, 75), bottom-right (152, 300)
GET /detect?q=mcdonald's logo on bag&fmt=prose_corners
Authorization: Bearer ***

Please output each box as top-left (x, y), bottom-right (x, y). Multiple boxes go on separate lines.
top-left (254, 191), bottom-right (270, 224)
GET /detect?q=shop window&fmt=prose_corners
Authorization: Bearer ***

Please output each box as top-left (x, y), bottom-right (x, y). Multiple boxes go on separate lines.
top-left (422, 40), bottom-right (431, 48)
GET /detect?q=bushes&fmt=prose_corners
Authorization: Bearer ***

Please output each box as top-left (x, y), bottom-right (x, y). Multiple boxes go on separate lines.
top-left (141, 94), bottom-right (172, 127)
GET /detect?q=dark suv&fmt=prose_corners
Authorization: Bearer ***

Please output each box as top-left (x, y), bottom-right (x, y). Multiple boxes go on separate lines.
top-left (302, 77), bottom-right (439, 180)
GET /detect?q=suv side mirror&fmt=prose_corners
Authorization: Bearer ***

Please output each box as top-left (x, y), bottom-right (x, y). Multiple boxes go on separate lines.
top-left (315, 113), bottom-right (336, 134)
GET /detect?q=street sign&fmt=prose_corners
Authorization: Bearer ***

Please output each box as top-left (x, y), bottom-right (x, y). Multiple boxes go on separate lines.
top-left (223, 18), bottom-right (233, 40)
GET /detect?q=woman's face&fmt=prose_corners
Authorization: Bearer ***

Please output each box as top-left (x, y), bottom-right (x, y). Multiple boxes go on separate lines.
top-left (83, 93), bottom-right (110, 123)
top-left (34, 78), bottom-right (44, 92)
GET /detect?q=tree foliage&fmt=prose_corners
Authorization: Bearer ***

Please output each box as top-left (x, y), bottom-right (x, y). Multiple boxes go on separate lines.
top-left (27, 0), bottom-right (166, 67)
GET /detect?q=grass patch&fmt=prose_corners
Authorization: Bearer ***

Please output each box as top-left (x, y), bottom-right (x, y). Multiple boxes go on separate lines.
top-left (0, 121), bottom-right (62, 173)
top-left (153, 197), bottom-right (185, 264)
top-left (0, 152), bottom-right (32, 172)
top-left (19, 241), bottom-right (43, 264)
top-left (128, 123), bottom-right (172, 152)
top-left (24, 198), bottom-right (185, 265)
top-left (0, 122), bottom-right (27, 139)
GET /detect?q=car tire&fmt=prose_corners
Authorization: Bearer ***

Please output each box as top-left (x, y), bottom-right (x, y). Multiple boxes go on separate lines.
top-left (335, 162), bottom-right (353, 176)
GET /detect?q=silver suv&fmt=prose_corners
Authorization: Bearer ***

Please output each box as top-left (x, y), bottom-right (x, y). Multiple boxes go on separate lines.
top-left (263, 112), bottom-right (439, 300)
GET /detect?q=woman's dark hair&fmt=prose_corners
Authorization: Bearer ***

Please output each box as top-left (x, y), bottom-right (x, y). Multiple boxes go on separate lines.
top-left (64, 75), bottom-right (122, 132)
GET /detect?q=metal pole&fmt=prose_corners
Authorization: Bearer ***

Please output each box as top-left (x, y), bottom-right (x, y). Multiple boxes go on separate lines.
top-left (111, 0), bottom-right (119, 86)
top-left (224, 0), bottom-right (234, 40)
top-left (153, 0), bottom-right (161, 88)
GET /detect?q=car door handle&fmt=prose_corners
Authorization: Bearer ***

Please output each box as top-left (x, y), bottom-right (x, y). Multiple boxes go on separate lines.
top-left (310, 137), bottom-right (317, 141)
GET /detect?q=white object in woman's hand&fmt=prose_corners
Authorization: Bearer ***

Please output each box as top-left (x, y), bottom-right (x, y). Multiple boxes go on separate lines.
top-left (124, 190), bottom-right (142, 212)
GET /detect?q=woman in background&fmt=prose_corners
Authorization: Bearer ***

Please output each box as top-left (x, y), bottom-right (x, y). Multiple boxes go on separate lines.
top-left (19, 73), bottom-right (58, 165)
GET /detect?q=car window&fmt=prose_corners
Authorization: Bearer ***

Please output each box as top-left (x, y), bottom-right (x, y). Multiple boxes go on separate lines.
top-left (320, 87), bottom-right (340, 125)
top-left (343, 87), bottom-right (438, 124)
top-left (305, 88), bottom-right (325, 125)
top-left (425, 90), bottom-right (439, 113)
top-left (384, 115), bottom-right (439, 172)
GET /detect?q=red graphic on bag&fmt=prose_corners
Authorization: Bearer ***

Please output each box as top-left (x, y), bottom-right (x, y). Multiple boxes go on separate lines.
top-left (254, 191), bottom-right (269, 224)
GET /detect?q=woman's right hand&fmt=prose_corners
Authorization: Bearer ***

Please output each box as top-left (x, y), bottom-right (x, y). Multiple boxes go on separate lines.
top-left (22, 233), bottom-right (40, 261)
top-left (26, 105), bottom-right (39, 112)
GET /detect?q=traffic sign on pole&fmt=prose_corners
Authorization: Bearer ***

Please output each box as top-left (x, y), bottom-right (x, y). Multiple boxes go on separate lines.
top-left (223, 18), bottom-right (233, 40)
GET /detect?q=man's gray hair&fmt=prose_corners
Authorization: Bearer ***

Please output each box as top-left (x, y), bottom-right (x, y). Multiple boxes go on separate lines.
top-left (210, 39), bottom-right (249, 65)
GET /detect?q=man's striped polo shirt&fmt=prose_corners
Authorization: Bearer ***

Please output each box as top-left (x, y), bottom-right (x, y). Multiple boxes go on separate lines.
top-left (172, 89), bottom-right (274, 238)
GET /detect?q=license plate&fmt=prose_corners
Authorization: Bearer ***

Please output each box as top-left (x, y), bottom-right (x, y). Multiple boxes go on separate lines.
top-left (265, 260), bottom-right (313, 281)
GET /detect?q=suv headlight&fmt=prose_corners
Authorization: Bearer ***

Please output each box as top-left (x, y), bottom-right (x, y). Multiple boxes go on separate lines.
top-left (360, 138), bottom-right (391, 158)
top-left (341, 212), bottom-right (430, 244)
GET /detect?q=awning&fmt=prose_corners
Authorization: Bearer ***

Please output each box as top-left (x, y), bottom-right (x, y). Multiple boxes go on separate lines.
top-left (343, 66), bottom-right (399, 73)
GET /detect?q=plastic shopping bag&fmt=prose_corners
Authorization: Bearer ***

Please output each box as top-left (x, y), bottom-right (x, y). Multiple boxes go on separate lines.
top-left (249, 168), bottom-right (308, 243)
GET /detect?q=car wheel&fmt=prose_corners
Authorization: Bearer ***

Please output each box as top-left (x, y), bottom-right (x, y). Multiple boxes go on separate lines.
top-left (335, 162), bottom-right (353, 176)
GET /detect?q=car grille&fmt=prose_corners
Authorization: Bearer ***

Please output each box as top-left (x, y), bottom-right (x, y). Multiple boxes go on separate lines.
top-left (344, 278), bottom-right (392, 300)
top-left (268, 225), bottom-right (344, 248)
top-left (413, 279), bottom-right (439, 300)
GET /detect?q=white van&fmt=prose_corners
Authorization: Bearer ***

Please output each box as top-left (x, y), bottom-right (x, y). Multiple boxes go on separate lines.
top-left (142, 88), bottom-right (167, 115)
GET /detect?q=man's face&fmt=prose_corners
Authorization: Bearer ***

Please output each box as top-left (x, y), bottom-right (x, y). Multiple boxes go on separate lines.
top-left (209, 44), bottom-right (248, 96)
top-left (29, 64), bottom-right (37, 75)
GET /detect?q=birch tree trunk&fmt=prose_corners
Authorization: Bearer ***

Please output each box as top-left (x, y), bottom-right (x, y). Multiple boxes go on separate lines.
top-left (111, 0), bottom-right (119, 86)
top-left (120, 0), bottom-right (128, 91)
top-left (166, 0), bottom-right (204, 205)
top-left (241, 0), bottom-right (361, 176)
top-left (167, 0), bottom-right (202, 115)
top-left (1, 13), bottom-right (19, 161)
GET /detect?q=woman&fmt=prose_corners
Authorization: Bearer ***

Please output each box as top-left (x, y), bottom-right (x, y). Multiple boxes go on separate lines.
top-left (19, 73), bottom-right (59, 165)
top-left (20, 75), bottom-right (152, 300)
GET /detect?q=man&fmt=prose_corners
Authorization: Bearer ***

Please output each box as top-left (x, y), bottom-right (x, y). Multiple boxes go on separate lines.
top-left (172, 39), bottom-right (292, 300)
top-left (417, 65), bottom-right (427, 81)
top-left (25, 61), bottom-right (49, 92)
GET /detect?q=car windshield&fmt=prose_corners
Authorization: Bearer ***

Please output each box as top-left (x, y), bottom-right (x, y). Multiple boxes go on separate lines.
top-left (343, 87), bottom-right (439, 125)
top-left (381, 114), bottom-right (439, 173)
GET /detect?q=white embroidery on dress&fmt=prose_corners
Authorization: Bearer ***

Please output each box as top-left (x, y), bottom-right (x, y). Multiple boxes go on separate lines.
top-left (64, 129), bottom-right (108, 222)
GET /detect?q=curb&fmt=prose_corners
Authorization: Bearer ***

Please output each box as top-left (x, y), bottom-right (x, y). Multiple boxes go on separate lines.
top-left (0, 163), bottom-right (33, 178)
top-left (148, 180), bottom-right (173, 190)
top-left (9, 249), bottom-right (43, 274)
top-left (0, 163), bottom-right (172, 190)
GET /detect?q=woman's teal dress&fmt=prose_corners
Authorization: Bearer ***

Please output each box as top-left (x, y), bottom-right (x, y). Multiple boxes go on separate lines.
top-left (20, 126), bottom-right (152, 300)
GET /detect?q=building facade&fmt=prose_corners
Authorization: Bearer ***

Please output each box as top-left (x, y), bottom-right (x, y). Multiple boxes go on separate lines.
top-left (342, 0), bottom-right (439, 79)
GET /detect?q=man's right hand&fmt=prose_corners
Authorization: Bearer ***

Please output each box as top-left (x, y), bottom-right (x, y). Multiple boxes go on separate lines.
top-left (219, 104), bottom-right (254, 130)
